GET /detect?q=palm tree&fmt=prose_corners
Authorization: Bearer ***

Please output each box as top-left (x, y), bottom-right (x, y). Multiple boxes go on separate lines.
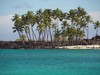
top-left (94, 21), bottom-right (100, 36)
top-left (54, 29), bottom-right (61, 46)
top-left (12, 14), bottom-right (25, 44)
top-left (43, 9), bottom-right (53, 42)
top-left (52, 8), bottom-right (63, 30)
top-left (21, 14), bottom-right (30, 41)
top-left (67, 27), bottom-right (77, 45)
top-left (69, 7), bottom-right (90, 44)
top-left (37, 21), bottom-right (45, 41)
top-left (61, 21), bottom-right (70, 41)
top-left (68, 9), bottom-right (76, 27)
top-left (52, 8), bottom-right (62, 19)
top-left (26, 11), bottom-right (37, 41)
top-left (36, 9), bottom-right (44, 41)
top-left (85, 15), bottom-right (92, 42)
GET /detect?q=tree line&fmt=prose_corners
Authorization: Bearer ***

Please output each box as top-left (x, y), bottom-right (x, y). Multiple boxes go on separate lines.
top-left (12, 6), bottom-right (100, 45)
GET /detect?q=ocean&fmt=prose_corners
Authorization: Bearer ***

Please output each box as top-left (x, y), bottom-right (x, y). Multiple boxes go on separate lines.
top-left (0, 49), bottom-right (100, 75)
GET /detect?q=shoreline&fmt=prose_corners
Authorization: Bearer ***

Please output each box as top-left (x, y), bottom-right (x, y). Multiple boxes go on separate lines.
top-left (0, 41), bottom-right (100, 49)
top-left (58, 45), bottom-right (100, 49)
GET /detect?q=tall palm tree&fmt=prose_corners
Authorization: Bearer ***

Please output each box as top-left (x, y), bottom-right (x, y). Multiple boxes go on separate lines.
top-left (94, 21), bottom-right (100, 44)
top-left (36, 9), bottom-right (44, 41)
top-left (26, 11), bottom-right (37, 41)
top-left (67, 27), bottom-right (77, 45)
top-left (37, 22), bottom-right (45, 41)
top-left (21, 14), bottom-right (30, 41)
top-left (94, 21), bottom-right (100, 36)
top-left (67, 9), bottom-right (77, 44)
top-left (54, 29), bottom-right (61, 42)
top-left (43, 9), bottom-right (53, 42)
top-left (52, 8), bottom-right (63, 29)
top-left (85, 15), bottom-right (92, 42)
top-left (68, 7), bottom-right (89, 44)
top-left (12, 14), bottom-right (25, 44)
top-left (68, 9), bottom-right (76, 27)
top-left (61, 21), bottom-right (70, 41)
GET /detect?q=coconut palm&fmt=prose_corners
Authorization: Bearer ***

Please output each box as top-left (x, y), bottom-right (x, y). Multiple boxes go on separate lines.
top-left (75, 7), bottom-right (87, 43)
top-left (36, 9), bottom-right (44, 41)
top-left (43, 9), bottom-right (53, 42)
top-left (61, 21), bottom-right (70, 41)
top-left (68, 9), bottom-right (76, 27)
top-left (52, 8), bottom-right (63, 30)
top-left (37, 22), bottom-right (45, 41)
top-left (52, 8), bottom-right (62, 19)
top-left (94, 21), bottom-right (100, 36)
top-left (93, 21), bottom-right (100, 44)
top-left (12, 14), bottom-right (25, 44)
top-left (26, 11), bottom-right (37, 41)
top-left (67, 9), bottom-right (77, 44)
top-left (85, 15), bottom-right (92, 42)
top-left (54, 29), bottom-right (61, 41)
top-left (21, 14), bottom-right (30, 41)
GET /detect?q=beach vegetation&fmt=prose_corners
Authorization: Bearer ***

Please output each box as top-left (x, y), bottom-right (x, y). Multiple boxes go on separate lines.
top-left (12, 7), bottom-right (100, 46)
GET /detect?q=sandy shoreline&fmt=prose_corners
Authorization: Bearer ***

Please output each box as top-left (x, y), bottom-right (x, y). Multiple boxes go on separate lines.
top-left (58, 45), bottom-right (100, 49)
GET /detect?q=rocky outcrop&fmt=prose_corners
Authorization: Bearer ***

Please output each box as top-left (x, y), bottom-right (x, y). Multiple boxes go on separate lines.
top-left (0, 40), bottom-right (99, 49)
top-left (0, 41), bottom-right (56, 49)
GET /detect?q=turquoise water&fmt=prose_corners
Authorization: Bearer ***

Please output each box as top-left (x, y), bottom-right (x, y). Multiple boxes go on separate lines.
top-left (0, 49), bottom-right (100, 75)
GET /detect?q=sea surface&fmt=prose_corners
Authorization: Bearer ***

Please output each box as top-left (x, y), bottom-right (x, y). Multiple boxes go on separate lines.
top-left (0, 49), bottom-right (100, 75)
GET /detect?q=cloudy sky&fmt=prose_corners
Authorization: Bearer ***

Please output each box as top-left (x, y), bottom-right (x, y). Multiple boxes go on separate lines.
top-left (0, 0), bottom-right (100, 41)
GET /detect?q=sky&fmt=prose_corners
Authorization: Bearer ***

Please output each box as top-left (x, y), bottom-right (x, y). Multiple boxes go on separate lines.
top-left (0, 0), bottom-right (100, 41)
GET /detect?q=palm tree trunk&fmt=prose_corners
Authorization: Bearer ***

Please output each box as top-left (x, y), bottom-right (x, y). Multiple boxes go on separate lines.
top-left (33, 30), bottom-right (37, 41)
top-left (31, 25), bottom-right (34, 41)
top-left (24, 27), bottom-right (29, 41)
top-left (42, 31), bottom-right (44, 41)
top-left (96, 28), bottom-right (98, 36)
top-left (95, 28), bottom-right (98, 44)
top-left (38, 31), bottom-right (41, 41)
top-left (18, 31), bottom-right (25, 44)
top-left (46, 28), bottom-right (48, 41)
top-left (87, 26), bottom-right (89, 44)
top-left (43, 30), bottom-right (46, 41)
top-left (49, 27), bottom-right (52, 42)
top-left (29, 26), bottom-right (32, 41)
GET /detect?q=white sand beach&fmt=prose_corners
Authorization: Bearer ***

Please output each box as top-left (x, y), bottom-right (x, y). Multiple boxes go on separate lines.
top-left (58, 45), bottom-right (100, 49)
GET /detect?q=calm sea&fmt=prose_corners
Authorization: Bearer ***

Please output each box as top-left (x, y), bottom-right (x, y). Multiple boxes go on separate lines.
top-left (0, 49), bottom-right (100, 75)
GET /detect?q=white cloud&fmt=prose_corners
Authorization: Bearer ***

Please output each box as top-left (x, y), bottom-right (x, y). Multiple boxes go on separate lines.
top-left (0, 15), bottom-right (13, 26)
top-left (89, 11), bottom-right (100, 22)
top-left (0, 15), bottom-right (18, 41)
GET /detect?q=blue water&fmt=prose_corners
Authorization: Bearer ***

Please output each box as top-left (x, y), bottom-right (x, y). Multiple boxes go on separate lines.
top-left (0, 49), bottom-right (100, 75)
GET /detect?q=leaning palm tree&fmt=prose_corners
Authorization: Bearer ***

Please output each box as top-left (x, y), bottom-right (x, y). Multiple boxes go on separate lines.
top-left (68, 9), bottom-right (76, 27)
top-left (37, 22), bottom-right (45, 41)
top-left (21, 14), bottom-right (30, 41)
top-left (54, 29), bottom-right (61, 41)
top-left (12, 14), bottom-right (25, 44)
top-left (52, 8), bottom-right (63, 29)
top-left (43, 9), bottom-right (53, 42)
top-left (61, 21), bottom-right (70, 41)
top-left (75, 7), bottom-right (87, 42)
top-left (36, 9), bottom-right (44, 41)
top-left (26, 11), bottom-right (37, 41)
